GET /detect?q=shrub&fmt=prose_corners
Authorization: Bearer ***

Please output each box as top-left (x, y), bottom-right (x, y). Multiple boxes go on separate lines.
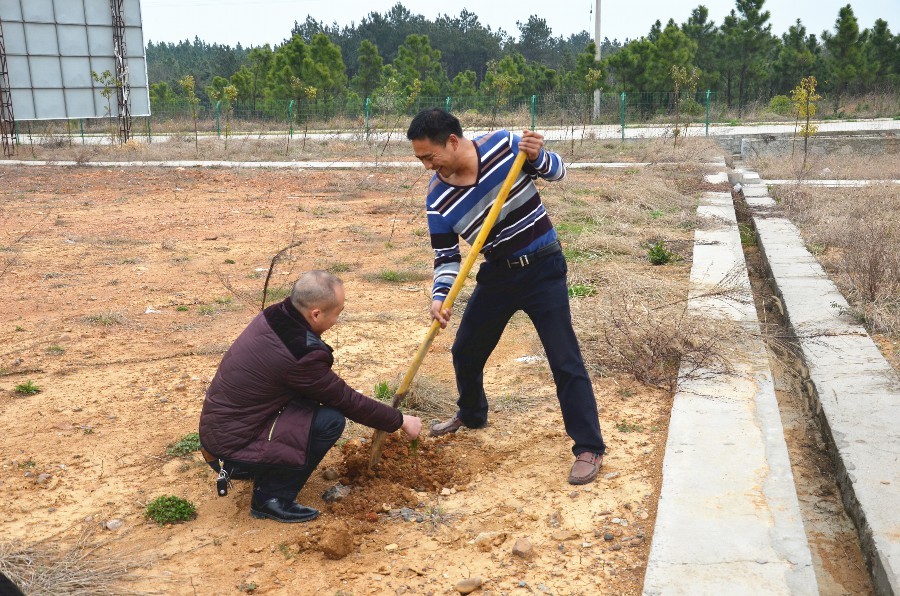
top-left (145, 495), bottom-right (196, 525)
top-left (14, 380), bottom-right (42, 395)
top-left (166, 432), bottom-right (201, 457)
top-left (768, 95), bottom-right (792, 115)
top-left (647, 241), bottom-right (675, 265)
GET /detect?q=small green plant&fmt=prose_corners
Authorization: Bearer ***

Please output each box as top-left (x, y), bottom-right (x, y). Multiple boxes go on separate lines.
top-left (238, 582), bottom-right (258, 593)
top-left (45, 345), bottom-right (65, 355)
top-left (368, 270), bottom-right (429, 283)
top-left (650, 210), bottom-right (665, 220)
top-left (264, 286), bottom-right (291, 304)
top-left (14, 380), bottom-right (42, 395)
top-left (615, 420), bottom-right (644, 433)
top-left (144, 495), bottom-right (197, 525)
top-left (738, 223), bottom-right (757, 246)
top-left (14, 325), bottom-right (25, 332)
top-left (224, 258), bottom-right (236, 264)
top-left (373, 381), bottom-right (393, 402)
top-left (568, 283), bottom-right (597, 298)
top-left (647, 241), bottom-right (675, 265)
top-left (175, 305), bottom-right (189, 312)
top-left (198, 305), bottom-right (216, 316)
top-left (213, 296), bottom-right (232, 305)
top-left (166, 432), bottom-right (201, 457)
top-left (328, 262), bottom-right (351, 273)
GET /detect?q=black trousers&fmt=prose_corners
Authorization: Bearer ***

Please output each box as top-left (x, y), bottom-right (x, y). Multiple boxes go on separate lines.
top-left (452, 251), bottom-right (605, 456)
top-left (224, 405), bottom-right (346, 502)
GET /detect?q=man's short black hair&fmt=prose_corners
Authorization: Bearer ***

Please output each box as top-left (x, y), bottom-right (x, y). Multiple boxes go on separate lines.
top-left (406, 108), bottom-right (464, 145)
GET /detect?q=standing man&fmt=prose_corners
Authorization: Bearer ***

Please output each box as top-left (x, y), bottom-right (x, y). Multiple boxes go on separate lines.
top-left (407, 108), bottom-right (606, 485)
top-left (199, 271), bottom-right (422, 522)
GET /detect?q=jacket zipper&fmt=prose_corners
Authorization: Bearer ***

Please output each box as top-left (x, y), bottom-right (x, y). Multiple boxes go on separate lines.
top-left (267, 408), bottom-right (284, 441)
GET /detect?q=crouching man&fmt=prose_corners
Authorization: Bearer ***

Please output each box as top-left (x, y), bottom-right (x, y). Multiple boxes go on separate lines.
top-left (199, 270), bottom-right (422, 523)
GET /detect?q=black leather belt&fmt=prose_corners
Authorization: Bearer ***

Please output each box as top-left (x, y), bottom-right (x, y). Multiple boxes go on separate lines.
top-left (503, 240), bottom-right (562, 268)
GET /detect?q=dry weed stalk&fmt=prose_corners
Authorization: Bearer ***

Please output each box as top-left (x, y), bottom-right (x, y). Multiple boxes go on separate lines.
top-left (0, 530), bottom-right (151, 595)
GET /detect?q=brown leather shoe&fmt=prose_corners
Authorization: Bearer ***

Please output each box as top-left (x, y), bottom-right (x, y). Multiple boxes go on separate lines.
top-left (429, 415), bottom-right (466, 437)
top-left (568, 452), bottom-right (603, 485)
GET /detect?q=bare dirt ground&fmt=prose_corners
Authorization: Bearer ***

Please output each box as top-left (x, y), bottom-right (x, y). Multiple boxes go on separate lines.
top-left (0, 162), bottom-right (684, 595)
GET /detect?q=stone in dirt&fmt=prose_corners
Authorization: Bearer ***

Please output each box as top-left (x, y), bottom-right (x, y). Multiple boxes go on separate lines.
top-left (455, 576), bottom-right (483, 594)
top-left (104, 519), bottom-right (124, 531)
top-left (512, 538), bottom-right (534, 559)
top-left (473, 531), bottom-right (507, 552)
top-left (322, 483), bottom-right (351, 503)
top-left (551, 529), bottom-right (580, 541)
top-left (319, 520), bottom-right (354, 560)
top-left (322, 468), bottom-right (339, 481)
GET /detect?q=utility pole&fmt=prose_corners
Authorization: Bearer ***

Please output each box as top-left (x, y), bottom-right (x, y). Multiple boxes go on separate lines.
top-left (592, 0), bottom-right (601, 121)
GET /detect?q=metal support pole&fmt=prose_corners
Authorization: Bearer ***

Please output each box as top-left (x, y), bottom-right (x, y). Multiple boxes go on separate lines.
top-left (0, 18), bottom-right (17, 157)
top-left (620, 92), bottom-right (626, 142)
top-left (531, 95), bottom-right (536, 130)
top-left (80, 119), bottom-right (85, 144)
top-left (365, 97), bottom-right (370, 137)
top-left (445, 96), bottom-right (451, 112)
top-left (110, 0), bottom-right (132, 142)
top-left (288, 99), bottom-right (294, 138)
top-left (705, 89), bottom-right (711, 137)
top-left (146, 116), bottom-right (151, 142)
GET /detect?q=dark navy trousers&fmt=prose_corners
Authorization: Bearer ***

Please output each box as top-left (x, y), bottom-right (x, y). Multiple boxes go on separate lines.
top-left (451, 251), bottom-right (605, 456)
top-left (224, 406), bottom-right (346, 502)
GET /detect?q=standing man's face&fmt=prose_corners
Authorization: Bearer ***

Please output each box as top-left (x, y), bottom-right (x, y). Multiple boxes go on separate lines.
top-left (411, 135), bottom-right (460, 178)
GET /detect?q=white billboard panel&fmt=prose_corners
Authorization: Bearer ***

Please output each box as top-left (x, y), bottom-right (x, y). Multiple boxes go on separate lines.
top-left (0, 0), bottom-right (151, 120)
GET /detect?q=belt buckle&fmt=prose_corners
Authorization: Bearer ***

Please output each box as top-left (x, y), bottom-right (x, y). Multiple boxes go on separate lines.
top-left (519, 254), bottom-right (529, 267)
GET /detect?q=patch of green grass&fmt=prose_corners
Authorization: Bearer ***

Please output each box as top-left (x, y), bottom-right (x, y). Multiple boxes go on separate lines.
top-left (647, 241), bottom-right (675, 265)
top-left (615, 420), bottom-right (644, 433)
top-left (373, 381), bottom-right (394, 402)
top-left (366, 270), bottom-right (430, 283)
top-left (213, 296), bottom-right (233, 305)
top-left (166, 432), bottom-right (201, 457)
top-left (198, 305), bottom-right (216, 316)
top-left (45, 345), bottom-right (65, 355)
top-left (14, 380), bottom-right (42, 395)
top-left (568, 283), bottom-right (597, 298)
top-left (555, 221), bottom-right (587, 237)
top-left (14, 325), bottom-right (25, 332)
top-left (175, 305), bottom-right (189, 312)
top-left (224, 258), bottom-right (236, 264)
top-left (144, 495), bottom-right (197, 525)
top-left (563, 247), bottom-right (606, 263)
top-left (650, 209), bottom-right (665, 219)
top-left (264, 286), bottom-right (291, 303)
top-left (85, 312), bottom-right (125, 326)
top-left (738, 223), bottom-right (757, 246)
top-left (328, 262), bottom-right (352, 273)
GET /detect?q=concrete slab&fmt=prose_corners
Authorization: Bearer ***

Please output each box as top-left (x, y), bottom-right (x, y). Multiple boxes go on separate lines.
top-left (746, 169), bottom-right (900, 596)
top-left (644, 183), bottom-right (817, 595)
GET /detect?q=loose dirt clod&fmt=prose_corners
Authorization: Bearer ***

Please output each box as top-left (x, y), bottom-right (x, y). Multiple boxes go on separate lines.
top-left (318, 520), bottom-right (354, 560)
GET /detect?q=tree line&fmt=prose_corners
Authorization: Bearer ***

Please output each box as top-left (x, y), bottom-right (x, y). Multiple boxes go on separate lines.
top-left (146, 1), bottom-right (898, 117)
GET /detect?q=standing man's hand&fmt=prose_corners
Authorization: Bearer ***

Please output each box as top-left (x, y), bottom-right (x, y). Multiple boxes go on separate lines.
top-left (401, 414), bottom-right (422, 439)
top-left (431, 299), bottom-right (452, 329)
top-left (519, 130), bottom-right (544, 161)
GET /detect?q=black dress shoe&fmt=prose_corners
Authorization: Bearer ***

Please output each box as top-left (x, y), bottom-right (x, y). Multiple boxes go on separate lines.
top-left (250, 497), bottom-right (319, 523)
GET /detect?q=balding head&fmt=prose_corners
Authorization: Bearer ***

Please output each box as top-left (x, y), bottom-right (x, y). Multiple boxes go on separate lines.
top-left (290, 270), bottom-right (345, 335)
top-left (290, 270), bottom-right (343, 311)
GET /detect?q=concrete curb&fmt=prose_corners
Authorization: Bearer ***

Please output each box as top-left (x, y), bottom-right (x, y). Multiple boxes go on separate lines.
top-left (739, 174), bottom-right (900, 596)
top-left (644, 183), bottom-right (817, 594)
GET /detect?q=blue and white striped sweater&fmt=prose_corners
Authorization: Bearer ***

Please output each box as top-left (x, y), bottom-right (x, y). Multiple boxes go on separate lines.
top-left (425, 130), bottom-right (565, 300)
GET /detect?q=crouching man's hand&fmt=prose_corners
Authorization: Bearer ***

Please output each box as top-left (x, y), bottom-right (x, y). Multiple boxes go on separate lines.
top-left (400, 414), bottom-right (422, 439)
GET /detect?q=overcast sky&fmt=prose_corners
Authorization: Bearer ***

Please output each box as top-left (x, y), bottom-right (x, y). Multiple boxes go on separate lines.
top-left (139, 0), bottom-right (897, 48)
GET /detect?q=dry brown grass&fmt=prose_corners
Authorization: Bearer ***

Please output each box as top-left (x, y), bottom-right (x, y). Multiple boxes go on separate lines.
top-left (751, 152), bottom-right (900, 180)
top-left (771, 183), bottom-right (900, 336)
top-left (0, 531), bottom-right (150, 595)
